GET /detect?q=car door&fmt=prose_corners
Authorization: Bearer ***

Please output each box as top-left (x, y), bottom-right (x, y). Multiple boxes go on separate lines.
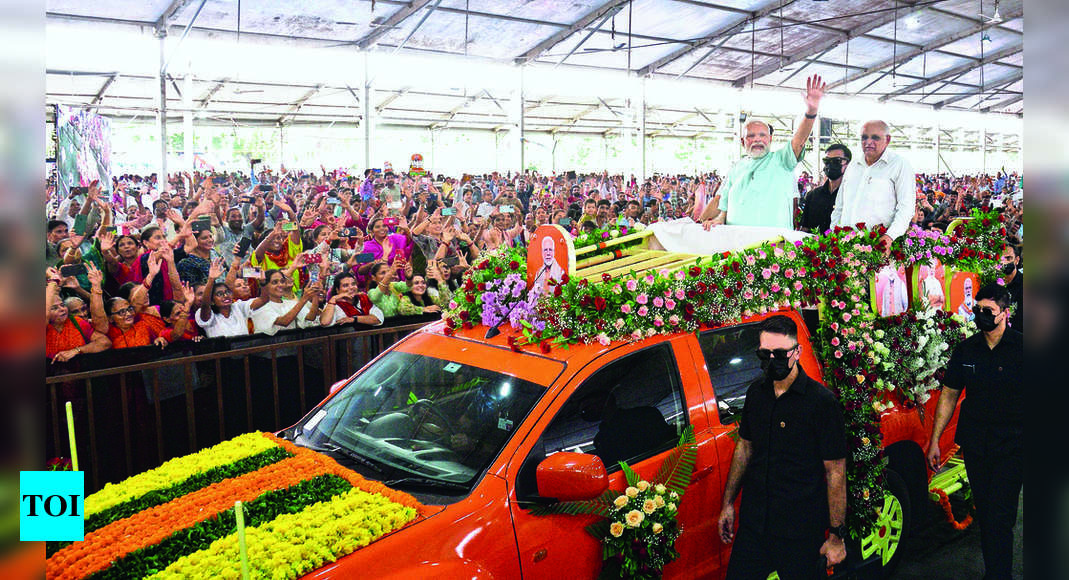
top-left (506, 337), bottom-right (723, 579)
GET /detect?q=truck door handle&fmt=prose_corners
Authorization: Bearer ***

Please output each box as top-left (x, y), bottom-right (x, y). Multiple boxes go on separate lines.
top-left (692, 465), bottom-right (715, 482)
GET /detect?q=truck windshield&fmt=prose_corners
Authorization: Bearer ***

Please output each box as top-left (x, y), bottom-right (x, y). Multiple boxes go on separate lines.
top-left (295, 351), bottom-right (545, 492)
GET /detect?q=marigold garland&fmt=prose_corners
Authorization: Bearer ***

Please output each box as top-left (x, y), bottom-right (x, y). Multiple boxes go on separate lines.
top-left (932, 488), bottom-right (974, 531)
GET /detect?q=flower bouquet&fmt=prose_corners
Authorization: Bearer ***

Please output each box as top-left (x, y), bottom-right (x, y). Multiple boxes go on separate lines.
top-left (531, 427), bottom-right (696, 579)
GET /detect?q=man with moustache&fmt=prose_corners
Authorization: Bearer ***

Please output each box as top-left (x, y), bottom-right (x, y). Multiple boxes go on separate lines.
top-left (830, 120), bottom-right (915, 255)
top-left (700, 75), bottom-right (826, 230)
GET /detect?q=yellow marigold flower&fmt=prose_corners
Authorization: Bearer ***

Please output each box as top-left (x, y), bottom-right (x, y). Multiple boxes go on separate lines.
top-left (652, 523), bottom-right (663, 534)
top-left (863, 488), bottom-right (870, 499)
top-left (856, 374), bottom-right (865, 384)
top-left (625, 486), bottom-right (640, 498)
top-left (636, 480), bottom-right (650, 492)
top-left (610, 521), bottom-right (625, 538)
top-left (642, 499), bottom-right (657, 514)
top-left (625, 509), bottom-right (644, 527)
top-left (861, 437), bottom-right (870, 446)
top-left (613, 495), bottom-right (629, 509)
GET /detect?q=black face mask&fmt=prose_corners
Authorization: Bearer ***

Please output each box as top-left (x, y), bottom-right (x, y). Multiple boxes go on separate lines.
top-left (823, 160), bottom-right (845, 181)
top-left (974, 311), bottom-right (999, 332)
top-left (761, 357), bottom-right (793, 381)
top-left (1000, 262), bottom-right (1017, 275)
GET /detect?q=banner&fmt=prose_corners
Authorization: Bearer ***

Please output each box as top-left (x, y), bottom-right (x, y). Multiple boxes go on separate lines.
top-left (55, 105), bottom-right (113, 198)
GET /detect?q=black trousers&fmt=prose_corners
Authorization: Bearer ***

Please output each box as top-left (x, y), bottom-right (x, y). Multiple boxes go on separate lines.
top-left (963, 431), bottom-right (1024, 580)
top-left (725, 525), bottom-right (825, 580)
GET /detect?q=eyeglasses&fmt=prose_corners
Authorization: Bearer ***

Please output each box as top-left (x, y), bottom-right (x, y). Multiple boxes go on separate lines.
top-left (755, 345), bottom-right (799, 360)
top-left (112, 306), bottom-right (135, 316)
top-left (972, 305), bottom-right (1000, 317)
top-left (860, 134), bottom-right (886, 142)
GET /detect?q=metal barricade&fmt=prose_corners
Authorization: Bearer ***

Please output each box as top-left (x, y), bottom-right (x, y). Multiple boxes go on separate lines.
top-left (45, 321), bottom-right (430, 492)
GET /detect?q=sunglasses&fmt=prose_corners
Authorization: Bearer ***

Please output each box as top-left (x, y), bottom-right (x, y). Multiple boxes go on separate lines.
top-left (755, 345), bottom-right (798, 360)
top-left (972, 305), bottom-right (1000, 317)
top-left (822, 157), bottom-right (848, 164)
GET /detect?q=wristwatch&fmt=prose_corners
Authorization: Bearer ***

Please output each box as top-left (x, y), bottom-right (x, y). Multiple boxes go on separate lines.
top-left (828, 525), bottom-right (846, 539)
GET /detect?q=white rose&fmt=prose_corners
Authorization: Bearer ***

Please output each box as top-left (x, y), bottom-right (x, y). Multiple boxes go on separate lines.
top-left (636, 481), bottom-right (650, 492)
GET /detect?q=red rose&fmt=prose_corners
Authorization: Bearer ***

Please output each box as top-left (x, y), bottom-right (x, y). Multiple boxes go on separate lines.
top-left (553, 285), bottom-right (562, 297)
top-left (684, 303), bottom-right (695, 315)
top-left (602, 273), bottom-right (612, 282)
top-left (465, 293), bottom-right (475, 303)
top-left (540, 341), bottom-right (551, 354)
top-left (579, 295), bottom-right (592, 307)
top-left (561, 328), bottom-right (574, 339)
top-left (458, 311), bottom-right (470, 321)
top-left (731, 262), bottom-right (741, 273)
top-left (464, 279), bottom-right (475, 291)
top-left (561, 274), bottom-right (570, 284)
top-left (443, 326), bottom-right (454, 336)
top-left (594, 297), bottom-right (607, 311)
top-left (477, 282), bottom-right (486, 291)
top-left (510, 343), bottom-right (522, 353)
top-left (494, 266), bottom-right (503, 275)
top-left (735, 280), bottom-right (743, 290)
top-left (724, 287), bottom-right (734, 298)
top-left (689, 266), bottom-right (701, 278)
top-left (510, 260), bottom-right (520, 270)
top-left (462, 321), bottom-right (473, 330)
top-left (706, 267), bottom-right (716, 276)
top-left (477, 260), bottom-right (489, 270)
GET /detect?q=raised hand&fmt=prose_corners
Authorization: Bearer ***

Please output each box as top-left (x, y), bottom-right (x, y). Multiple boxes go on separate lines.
top-left (46, 267), bottom-right (63, 285)
top-left (99, 230), bottom-right (116, 253)
top-left (86, 261), bottom-right (104, 288)
top-left (208, 257), bottom-right (224, 281)
top-left (804, 74), bottom-right (826, 114)
top-left (181, 281), bottom-right (196, 305)
top-left (147, 251), bottom-right (163, 276)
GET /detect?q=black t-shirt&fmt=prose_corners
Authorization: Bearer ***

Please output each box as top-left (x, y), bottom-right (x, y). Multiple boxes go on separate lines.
top-left (799, 182), bottom-right (838, 234)
top-left (737, 368), bottom-right (847, 539)
top-left (941, 329), bottom-right (1023, 449)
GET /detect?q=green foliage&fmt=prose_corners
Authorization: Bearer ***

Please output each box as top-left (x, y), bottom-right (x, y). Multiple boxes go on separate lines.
top-left (651, 426), bottom-right (697, 495)
top-left (620, 462), bottom-right (641, 487)
top-left (86, 474), bottom-right (352, 580)
top-left (528, 489), bottom-right (617, 518)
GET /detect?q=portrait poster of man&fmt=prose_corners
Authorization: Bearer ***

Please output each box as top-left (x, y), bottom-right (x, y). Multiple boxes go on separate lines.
top-left (873, 265), bottom-right (909, 317)
top-left (911, 258), bottom-right (946, 310)
top-left (947, 270), bottom-right (979, 322)
top-left (527, 225), bottom-right (574, 299)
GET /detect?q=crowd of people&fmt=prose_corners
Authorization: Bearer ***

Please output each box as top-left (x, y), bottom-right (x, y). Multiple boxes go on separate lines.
top-left (44, 75), bottom-right (1023, 369)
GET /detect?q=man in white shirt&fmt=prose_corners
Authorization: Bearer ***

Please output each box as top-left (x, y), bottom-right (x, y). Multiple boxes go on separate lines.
top-left (830, 120), bottom-right (915, 255)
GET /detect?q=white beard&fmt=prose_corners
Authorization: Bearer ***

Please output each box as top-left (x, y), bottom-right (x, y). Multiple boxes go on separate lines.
top-left (748, 147), bottom-right (768, 159)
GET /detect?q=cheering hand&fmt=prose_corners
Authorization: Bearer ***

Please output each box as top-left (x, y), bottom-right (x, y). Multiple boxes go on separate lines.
top-left (804, 74), bottom-right (826, 115)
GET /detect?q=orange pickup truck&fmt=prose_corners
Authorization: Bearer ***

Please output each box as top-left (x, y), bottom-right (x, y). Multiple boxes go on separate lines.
top-left (283, 307), bottom-right (961, 579)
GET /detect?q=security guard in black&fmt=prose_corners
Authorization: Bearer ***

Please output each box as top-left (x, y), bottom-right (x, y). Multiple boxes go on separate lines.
top-left (719, 315), bottom-right (847, 580)
top-left (927, 283), bottom-right (1022, 580)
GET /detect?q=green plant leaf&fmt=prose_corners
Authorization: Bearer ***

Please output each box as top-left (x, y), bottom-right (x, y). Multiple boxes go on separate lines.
top-left (652, 426), bottom-right (697, 495)
top-left (619, 461), bottom-right (640, 487)
top-left (528, 489), bottom-right (617, 518)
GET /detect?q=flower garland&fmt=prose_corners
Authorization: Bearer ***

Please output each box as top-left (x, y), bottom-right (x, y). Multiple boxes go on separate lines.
top-left (531, 427), bottom-right (696, 580)
top-left (46, 432), bottom-right (424, 580)
top-left (932, 488), bottom-right (974, 531)
top-left (441, 217), bottom-right (1004, 540)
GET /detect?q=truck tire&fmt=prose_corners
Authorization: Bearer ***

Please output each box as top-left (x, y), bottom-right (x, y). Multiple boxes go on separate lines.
top-left (884, 441), bottom-right (929, 526)
top-left (860, 469), bottom-right (911, 579)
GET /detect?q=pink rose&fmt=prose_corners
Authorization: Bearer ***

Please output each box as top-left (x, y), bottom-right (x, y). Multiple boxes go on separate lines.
top-left (638, 305), bottom-right (649, 316)
top-left (770, 263), bottom-right (780, 273)
top-left (674, 270), bottom-right (686, 281)
top-left (783, 289), bottom-right (791, 297)
top-left (831, 337), bottom-right (840, 346)
top-left (745, 255), bottom-right (756, 266)
top-left (770, 283), bottom-right (780, 293)
top-left (668, 314), bottom-right (680, 326)
top-left (675, 289), bottom-right (685, 300)
top-left (743, 290), bottom-right (754, 300)
top-left (834, 350), bottom-right (843, 358)
top-left (665, 299), bottom-right (676, 310)
top-left (761, 268), bottom-right (772, 280)
top-left (626, 279), bottom-right (638, 291)
top-left (621, 303), bottom-right (632, 314)
top-left (843, 313), bottom-right (852, 322)
top-left (653, 297), bottom-right (664, 308)
top-left (636, 293), bottom-right (648, 305)
top-left (614, 318), bottom-right (626, 330)
top-left (597, 333), bottom-right (611, 346)
top-left (746, 273), bottom-right (755, 283)
top-left (793, 280), bottom-right (803, 291)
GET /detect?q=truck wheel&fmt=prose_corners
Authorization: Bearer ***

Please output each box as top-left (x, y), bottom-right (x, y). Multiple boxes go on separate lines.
top-left (859, 469), bottom-right (911, 578)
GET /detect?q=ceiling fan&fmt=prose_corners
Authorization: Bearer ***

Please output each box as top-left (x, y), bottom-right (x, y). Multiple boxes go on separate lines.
top-left (979, 0), bottom-right (1002, 23)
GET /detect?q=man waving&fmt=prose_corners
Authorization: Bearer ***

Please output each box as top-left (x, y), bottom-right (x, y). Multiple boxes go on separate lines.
top-left (700, 75), bottom-right (826, 230)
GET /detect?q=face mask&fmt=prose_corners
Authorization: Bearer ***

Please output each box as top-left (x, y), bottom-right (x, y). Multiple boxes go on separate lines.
top-left (824, 161), bottom-right (845, 181)
top-left (1000, 262), bottom-right (1016, 275)
top-left (761, 357), bottom-right (792, 381)
top-left (974, 311), bottom-right (999, 332)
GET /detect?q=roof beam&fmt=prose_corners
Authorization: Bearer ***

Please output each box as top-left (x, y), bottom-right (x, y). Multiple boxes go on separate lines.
top-left (279, 84), bottom-right (323, 124)
top-left (353, 0), bottom-right (434, 50)
top-left (733, 1), bottom-right (921, 88)
top-left (198, 78), bottom-right (228, 108)
top-left (89, 74), bottom-right (118, 107)
top-left (637, 0), bottom-right (806, 77)
top-left (982, 94), bottom-right (1022, 112)
top-left (153, 0), bottom-right (195, 29)
top-left (926, 6), bottom-right (1023, 36)
top-left (826, 6), bottom-right (1023, 91)
top-left (880, 44), bottom-right (1021, 101)
top-left (390, 0), bottom-right (444, 54)
top-left (936, 72), bottom-right (1022, 108)
top-left (514, 0), bottom-right (631, 65)
top-left (375, 86), bottom-right (411, 112)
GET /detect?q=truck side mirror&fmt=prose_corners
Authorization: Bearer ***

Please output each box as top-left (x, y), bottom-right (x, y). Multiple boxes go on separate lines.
top-left (535, 452), bottom-right (609, 501)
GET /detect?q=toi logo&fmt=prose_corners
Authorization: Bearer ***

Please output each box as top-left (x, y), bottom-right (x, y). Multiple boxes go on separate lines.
top-left (20, 471), bottom-right (84, 541)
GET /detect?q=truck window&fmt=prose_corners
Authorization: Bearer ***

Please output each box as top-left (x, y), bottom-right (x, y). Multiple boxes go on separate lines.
top-left (517, 344), bottom-right (685, 501)
top-left (697, 323), bottom-right (763, 425)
